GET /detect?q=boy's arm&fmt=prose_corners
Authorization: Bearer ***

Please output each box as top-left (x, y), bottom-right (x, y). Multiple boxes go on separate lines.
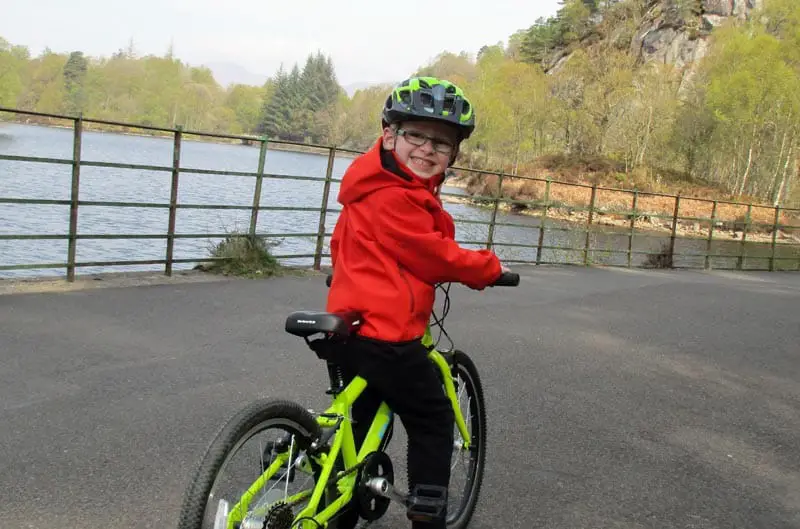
top-left (373, 189), bottom-right (502, 289)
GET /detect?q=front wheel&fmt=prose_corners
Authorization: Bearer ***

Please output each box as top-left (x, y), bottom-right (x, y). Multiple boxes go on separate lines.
top-left (178, 398), bottom-right (337, 529)
top-left (446, 350), bottom-right (487, 529)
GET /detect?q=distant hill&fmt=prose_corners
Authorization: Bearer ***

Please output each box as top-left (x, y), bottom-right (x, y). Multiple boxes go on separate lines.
top-left (202, 61), bottom-right (269, 88)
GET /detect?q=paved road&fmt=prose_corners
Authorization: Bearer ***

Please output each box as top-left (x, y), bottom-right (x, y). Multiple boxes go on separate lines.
top-left (1, 267), bottom-right (799, 529)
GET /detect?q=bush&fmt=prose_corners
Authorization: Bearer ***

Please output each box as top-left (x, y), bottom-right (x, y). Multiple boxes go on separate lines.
top-left (201, 232), bottom-right (281, 277)
top-left (644, 241), bottom-right (673, 269)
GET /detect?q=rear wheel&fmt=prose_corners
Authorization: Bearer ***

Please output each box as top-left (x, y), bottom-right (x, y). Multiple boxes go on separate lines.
top-left (177, 399), bottom-right (356, 529)
top-left (446, 351), bottom-right (487, 529)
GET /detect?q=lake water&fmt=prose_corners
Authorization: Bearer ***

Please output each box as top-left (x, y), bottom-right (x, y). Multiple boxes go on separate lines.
top-left (1, 123), bottom-right (798, 278)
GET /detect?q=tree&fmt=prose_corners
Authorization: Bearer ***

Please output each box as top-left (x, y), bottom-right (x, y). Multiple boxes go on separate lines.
top-left (17, 49), bottom-right (66, 113)
top-left (300, 52), bottom-right (342, 142)
top-left (415, 51), bottom-right (477, 85)
top-left (329, 84), bottom-right (391, 150)
top-left (63, 51), bottom-right (88, 115)
top-left (519, 16), bottom-right (564, 65)
top-left (0, 37), bottom-right (28, 107)
top-left (225, 83), bottom-right (267, 134)
top-left (257, 52), bottom-right (343, 142)
top-left (258, 65), bottom-right (294, 139)
top-left (676, 10), bottom-right (800, 204)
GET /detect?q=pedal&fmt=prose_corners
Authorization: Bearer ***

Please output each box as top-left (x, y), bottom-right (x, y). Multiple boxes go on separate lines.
top-left (406, 484), bottom-right (447, 522)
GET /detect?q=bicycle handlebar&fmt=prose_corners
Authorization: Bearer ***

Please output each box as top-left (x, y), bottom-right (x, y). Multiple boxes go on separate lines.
top-left (324, 271), bottom-right (519, 288)
top-left (492, 271), bottom-right (520, 287)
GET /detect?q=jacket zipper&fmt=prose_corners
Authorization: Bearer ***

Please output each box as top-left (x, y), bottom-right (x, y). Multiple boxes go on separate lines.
top-left (398, 264), bottom-right (415, 321)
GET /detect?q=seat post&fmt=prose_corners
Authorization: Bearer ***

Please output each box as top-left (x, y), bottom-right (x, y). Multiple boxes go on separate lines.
top-left (325, 360), bottom-right (346, 395)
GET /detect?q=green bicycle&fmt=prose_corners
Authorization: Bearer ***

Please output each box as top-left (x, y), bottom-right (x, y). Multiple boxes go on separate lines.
top-left (177, 271), bottom-right (520, 529)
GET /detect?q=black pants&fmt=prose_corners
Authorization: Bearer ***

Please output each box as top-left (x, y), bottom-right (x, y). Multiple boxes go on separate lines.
top-left (335, 336), bottom-right (454, 529)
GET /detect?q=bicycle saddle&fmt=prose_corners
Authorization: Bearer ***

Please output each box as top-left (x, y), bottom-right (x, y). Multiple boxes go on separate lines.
top-left (285, 310), bottom-right (363, 338)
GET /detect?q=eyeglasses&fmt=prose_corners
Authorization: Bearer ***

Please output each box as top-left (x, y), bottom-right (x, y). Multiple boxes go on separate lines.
top-left (396, 128), bottom-right (455, 156)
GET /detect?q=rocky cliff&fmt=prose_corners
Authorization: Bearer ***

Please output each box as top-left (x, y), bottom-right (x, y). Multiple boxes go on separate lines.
top-left (632, 0), bottom-right (761, 68)
top-left (547, 0), bottom-right (762, 77)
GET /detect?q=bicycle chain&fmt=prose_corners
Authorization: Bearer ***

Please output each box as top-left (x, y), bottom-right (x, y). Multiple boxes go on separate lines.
top-left (258, 448), bottom-right (379, 529)
top-left (317, 447), bottom-right (376, 490)
top-left (254, 432), bottom-right (389, 529)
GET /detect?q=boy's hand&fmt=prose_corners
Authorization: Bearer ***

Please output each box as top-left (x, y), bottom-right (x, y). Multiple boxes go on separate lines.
top-left (464, 264), bottom-right (511, 291)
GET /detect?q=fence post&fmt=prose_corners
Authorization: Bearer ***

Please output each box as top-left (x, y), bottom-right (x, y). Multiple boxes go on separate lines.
top-left (165, 126), bottom-right (182, 276)
top-left (669, 194), bottom-right (681, 269)
top-left (584, 184), bottom-right (597, 266)
top-left (737, 203), bottom-right (751, 271)
top-left (536, 179), bottom-right (551, 265)
top-left (486, 172), bottom-right (504, 250)
top-left (704, 200), bottom-right (718, 270)
top-left (628, 191), bottom-right (638, 268)
top-left (66, 115), bottom-right (83, 282)
top-left (769, 206), bottom-right (781, 271)
top-left (313, 146), bottom-right (336, 270)
top-left (249, 138), bottom-right (268, 237)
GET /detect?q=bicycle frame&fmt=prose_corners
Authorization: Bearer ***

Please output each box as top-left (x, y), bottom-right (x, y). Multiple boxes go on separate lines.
top-left (224, 324), bottom-right (472, 529)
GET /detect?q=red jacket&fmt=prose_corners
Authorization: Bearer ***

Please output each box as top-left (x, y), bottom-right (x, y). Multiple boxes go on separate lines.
top-left (326, 138), bottom-right (503, 342)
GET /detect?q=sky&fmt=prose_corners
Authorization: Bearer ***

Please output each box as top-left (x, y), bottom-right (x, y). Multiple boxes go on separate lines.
top-left (1, 0), bottom-right (561, 88)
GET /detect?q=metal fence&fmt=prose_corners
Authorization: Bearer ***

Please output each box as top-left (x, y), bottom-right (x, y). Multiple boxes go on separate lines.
top-left (1, 107), bottom-right (799, 281)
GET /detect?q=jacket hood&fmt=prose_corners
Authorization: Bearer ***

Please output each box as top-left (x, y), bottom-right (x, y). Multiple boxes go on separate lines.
top-left (337, 137), bottom-right (444, 205)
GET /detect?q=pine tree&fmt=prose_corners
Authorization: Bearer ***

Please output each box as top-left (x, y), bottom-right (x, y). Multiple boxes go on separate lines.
top-left (63, 51), bottom-right (88, 115)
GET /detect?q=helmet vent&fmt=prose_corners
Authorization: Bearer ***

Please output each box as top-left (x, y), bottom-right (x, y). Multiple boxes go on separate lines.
top-left (420, 93), bottom-right (434, 112)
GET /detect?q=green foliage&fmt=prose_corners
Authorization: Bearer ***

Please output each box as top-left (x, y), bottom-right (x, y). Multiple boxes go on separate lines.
top-left (329, 83), bottom-right (391, 149)
top-left (225, 83), bottom-right (267, 134)
top-left (0, 37), bottom-right (28, 107)
top-left (519, 0), bottom-right (598, 65)
top-left (675, 2), bottom-right (800, 205)
top-left (415, 51), bottom-right (477, 85)
top-left (460, 0), bottom-right (800, 208)
top-left (204, 233), bottom-right (281, 277)
top-left (644, 241), bottom-right (674, 268)
top-left (520, 16), bottom-right (565, 64)
top-left (3, 0), bottom-right (800, 210)
top-left (2, 40), bottom-right (344, 143)
top-left (257, 52), bottom-right (341, 143)
top-left (63, 51), bottom-right (88, 115)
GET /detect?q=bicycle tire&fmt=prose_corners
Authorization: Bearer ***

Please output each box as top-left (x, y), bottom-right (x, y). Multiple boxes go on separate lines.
top-left (447, 350), bottom-right (487, 529)
top-left (177, 398), bottom-right (323, 529)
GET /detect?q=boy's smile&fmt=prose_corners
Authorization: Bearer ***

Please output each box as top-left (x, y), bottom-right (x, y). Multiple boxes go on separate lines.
top-left (382, 121), bottom-right (458, 180)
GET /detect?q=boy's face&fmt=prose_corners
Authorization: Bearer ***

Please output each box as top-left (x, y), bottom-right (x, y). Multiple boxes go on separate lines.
top-left (382, 120), bottom-right (459, 180)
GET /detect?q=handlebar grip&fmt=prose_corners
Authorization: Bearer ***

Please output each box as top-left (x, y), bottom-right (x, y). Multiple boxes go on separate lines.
top-left (492, 272), bottom-right (520, 287)
top-left (325, 274), bottom-right (333, 287)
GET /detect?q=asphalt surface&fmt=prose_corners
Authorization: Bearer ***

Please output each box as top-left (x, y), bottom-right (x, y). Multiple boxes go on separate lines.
top-left (1, 266), bottom-right (800, 529)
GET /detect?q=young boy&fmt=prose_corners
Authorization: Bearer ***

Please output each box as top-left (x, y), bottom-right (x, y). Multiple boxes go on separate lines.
top-left (326, 77), bottom-right (505, 528)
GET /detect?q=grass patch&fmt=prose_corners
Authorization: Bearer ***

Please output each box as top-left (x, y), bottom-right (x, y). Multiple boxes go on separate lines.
top-left (200, 232), bottom-right (281, 277)
top-left (644, 241), bottom-right (674, 269)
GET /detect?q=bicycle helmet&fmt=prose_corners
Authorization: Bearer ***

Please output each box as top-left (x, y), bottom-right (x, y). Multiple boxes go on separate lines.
top-left (382, 76), bottom-right (476, 140)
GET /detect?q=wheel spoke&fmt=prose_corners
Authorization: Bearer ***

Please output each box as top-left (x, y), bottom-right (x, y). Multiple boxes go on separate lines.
top-left (177, 400), bottom-right (327, 529)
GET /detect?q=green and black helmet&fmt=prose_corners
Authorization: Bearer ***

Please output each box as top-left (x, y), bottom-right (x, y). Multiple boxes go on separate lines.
top-left (382, 76), bottom-right (476, 140)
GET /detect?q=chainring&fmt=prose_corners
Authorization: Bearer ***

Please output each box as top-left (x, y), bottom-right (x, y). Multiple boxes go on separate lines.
top-left (355, 452), bottom-right (394, 521)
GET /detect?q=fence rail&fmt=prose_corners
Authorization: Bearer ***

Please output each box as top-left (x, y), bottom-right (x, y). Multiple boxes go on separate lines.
top-left (1, 107), bottom-right (799, 280)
